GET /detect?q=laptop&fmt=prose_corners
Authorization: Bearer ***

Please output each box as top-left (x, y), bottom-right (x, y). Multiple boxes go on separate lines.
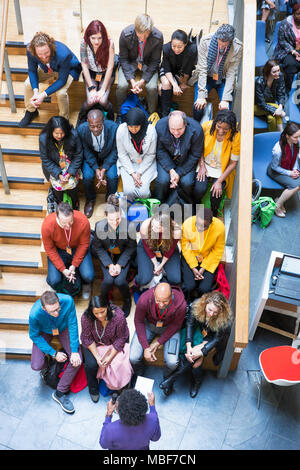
top-left (274, 255), bottom-right (300, 301)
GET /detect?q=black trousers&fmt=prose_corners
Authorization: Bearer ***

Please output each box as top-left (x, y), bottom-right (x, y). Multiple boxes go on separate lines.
top-left (100, 256), bottom-right (131, 303)
top-left (181, 256), bottom-right (216, 300)
top-left (281, 53), bottom-right (300, 92)
top-left (194, 177), bottom-right (226, 216)
top-left (82, 346), bottom-right (99, 394)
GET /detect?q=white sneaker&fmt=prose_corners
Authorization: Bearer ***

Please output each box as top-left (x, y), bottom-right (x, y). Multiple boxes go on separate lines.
top-left (82, 283), bottom-right (92, 300)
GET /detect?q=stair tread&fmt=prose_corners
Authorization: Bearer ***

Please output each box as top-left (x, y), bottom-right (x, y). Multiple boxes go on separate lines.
top-left (0, 272), bottom-right (49, 294)
top-left (3, 161), bottom-right (44, 177)
top-left (0, 244), bottom-right (42, 263)
top-left (0, 188), bottom-right (46, 206)
top-left (0, 107), bottom-right (79, 128)
top-left (0, 215), bottom-right (44, 233)
top-left (0, 301), bottom-right (33, 320)
top-left (0, 135), bottom-right (39, 150)
top-left (0, 330), bottom-right (32, 351)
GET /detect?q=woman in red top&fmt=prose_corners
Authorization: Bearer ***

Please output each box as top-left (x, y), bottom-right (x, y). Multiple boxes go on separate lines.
top-left (135, 212), bottom-right (181, 287)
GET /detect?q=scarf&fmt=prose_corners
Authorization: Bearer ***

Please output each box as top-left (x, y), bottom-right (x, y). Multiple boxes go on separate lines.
top-left (125, 107), bottom-right (149, 155)
top-left (207, 33), bottom-right (232, 83)
top-left (281, 143), bottom-right (298, 170)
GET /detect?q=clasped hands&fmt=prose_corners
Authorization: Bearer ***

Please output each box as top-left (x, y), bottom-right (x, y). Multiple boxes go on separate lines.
top-left (95, 168), bottom-right (107, 188)
top-left (55, 351), bottom-right (81, 367)
top-left (185, 342), bottom-right (207, 364)
top-left (192, 266), bottom-right (205, 281)
top-left (131, 172), bottom-right (142, 188)
top-left (144, 341), bottom-right (160, 362)
top-left (30, 89), bottom-right (47, 109)
top-left (63, 264), bottom-right (76, 284)
top-left (108, 263), bottom-right (122, 277)
top-left (130, 78), bottom-right (145, 94)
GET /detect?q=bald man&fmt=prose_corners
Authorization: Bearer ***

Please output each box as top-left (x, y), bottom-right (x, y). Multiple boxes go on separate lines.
top-left (77, 109), bottom-right (119, 218)
top-left (154, 111), bottom-right (205, 206)
top-left (130, 282), bottom-right (186, 382)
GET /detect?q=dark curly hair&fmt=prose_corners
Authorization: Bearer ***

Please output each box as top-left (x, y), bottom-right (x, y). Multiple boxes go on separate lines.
top-left (210, 109), bottom-right (238, 142)
top-left (84, 295), bottom-right (115, 322)
top-left (117, 389), bottom-right (148, 426)
top-left (40, 116), bottom-right (74, 155)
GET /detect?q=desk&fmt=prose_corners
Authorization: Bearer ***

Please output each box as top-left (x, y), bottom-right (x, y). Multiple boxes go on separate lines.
top-left (249, 251), bottom-right (300, 341)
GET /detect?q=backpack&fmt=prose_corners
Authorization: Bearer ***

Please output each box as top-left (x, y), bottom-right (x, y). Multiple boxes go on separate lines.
top-left (42, 356), bottom-right (66, 389)
top-left (121, 93), bottom-right (149, 117)
top-left (251, 196), bottom-right (276, 228)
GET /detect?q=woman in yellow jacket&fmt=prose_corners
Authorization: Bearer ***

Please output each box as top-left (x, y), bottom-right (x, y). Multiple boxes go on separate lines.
top-left (195, 110), bottom-right (240, 216)
top-left (181, 208), bottom-right (225, 302)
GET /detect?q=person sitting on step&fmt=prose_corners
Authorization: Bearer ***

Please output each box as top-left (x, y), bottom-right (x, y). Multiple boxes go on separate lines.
top-left (159, 291), bottom-right (233, 398)
top-left (19, 32), bottom-right (81, 127)
top-left (77, 109), bottom-right (118, 218)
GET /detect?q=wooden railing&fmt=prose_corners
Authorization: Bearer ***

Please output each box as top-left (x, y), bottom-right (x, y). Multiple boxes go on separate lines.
top-left (218, 0), bottom-right (256, 377)
top-left (0, 0), bottom-right (9, 95)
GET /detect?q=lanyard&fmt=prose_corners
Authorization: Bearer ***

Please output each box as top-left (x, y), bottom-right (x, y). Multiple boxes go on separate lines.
top-left (155, 299), bottom-right (172, 321)
top-left (213, 140), bottom-right (223, 158)
top-left (55, 142), bottom-right (64, 156)
top-left (132, 137), bottom-right (143, 154)
top-left (216, 44), bottom-right (227, 68)
top-left (138, 40), bottom-right (147, 61)
top-left (172, 136), bottom-right (180, 153)
top-left (110, 225), bottom-right (119, 251)
top-left (64, 227), bottom-right (72, 247)
top-left (95, 320), bottom-right (106, 343)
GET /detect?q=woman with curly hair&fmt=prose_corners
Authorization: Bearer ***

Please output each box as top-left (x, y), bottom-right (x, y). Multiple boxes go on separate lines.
top-left (135, 211), bottom-right (182, 288)
top-left (81, 20), bottom-right (116, 113)
top-left (159, 291), bottom-right (232, 398)
top-left (100, 389), bottom-right (161, 450)
top-left (80, 295), bottom-right (132, 403)
top-left (39, 115), bottom-right (83, 209)
top-left (195, 109), bottom-right (240, 216)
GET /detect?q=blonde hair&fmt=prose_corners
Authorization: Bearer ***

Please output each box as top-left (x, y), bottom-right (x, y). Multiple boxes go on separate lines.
top-left (134, 14), bottom-right (153, 34)
top-left (192, 291), bottom-right (232, 332)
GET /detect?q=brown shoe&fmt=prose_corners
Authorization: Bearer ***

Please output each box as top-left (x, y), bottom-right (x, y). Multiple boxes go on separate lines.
top-left (84, 200), bottom-right (95, 218)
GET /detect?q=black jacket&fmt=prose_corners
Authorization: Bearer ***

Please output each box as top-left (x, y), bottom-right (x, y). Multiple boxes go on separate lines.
top-left (185, 308), bottom-right (231, 357)
top-left (161, 41), bottom-right (197, 77)
top-left (155, 116), bottom-right (204, 176)
top-left (119, 25), bottom-right (163, 83)
top-left (39, 129), bottom-right (83, 180)
top-left (254, 73), bottom-right (286, 115)
top-left (92, 218), bottom-right (137, 268)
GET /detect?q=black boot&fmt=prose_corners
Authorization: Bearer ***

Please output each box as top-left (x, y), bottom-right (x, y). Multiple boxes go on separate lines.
top-left (190, 366), bottom-right (204, 398)
top-left (18, 109), bottom-right (39, 127)
top-left (159, 357), bottom-right (192, 396)
top-left (160, 88), bottom-right (173, 117)
top-left (122, 297), bottom-right (132, 318)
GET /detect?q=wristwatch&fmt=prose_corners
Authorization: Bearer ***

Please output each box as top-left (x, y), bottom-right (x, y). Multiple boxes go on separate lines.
top-left (88, 85), bottom-right (96, 91)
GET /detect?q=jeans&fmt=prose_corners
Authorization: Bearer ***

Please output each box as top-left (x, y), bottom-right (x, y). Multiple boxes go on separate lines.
top-left (46, 247), bottom-right (95, 290)
top-left (82, 159), bottom-right (118, 202)
top-left (129, 320), bottom-right (180, 378)
top-left (154, 163), bottom-right (196, 204)
top-left (135, 239), bottom-right (181, 286)
top-left (193, 78), bottom-right (227, 122)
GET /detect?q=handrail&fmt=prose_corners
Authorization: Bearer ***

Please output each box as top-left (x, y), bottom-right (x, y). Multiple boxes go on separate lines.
top-left (234, 0), bottom-right (256, 349)
top-left (0, 0), bottom-right (9, 96)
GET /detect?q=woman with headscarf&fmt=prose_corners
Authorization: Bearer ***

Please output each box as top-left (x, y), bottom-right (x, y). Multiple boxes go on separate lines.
top-left (116, 107), bottom-right (157, 200)
top-left (274, 3), bottom-right (300, 92)
top-left (193, 24), bottom-right (243, 122)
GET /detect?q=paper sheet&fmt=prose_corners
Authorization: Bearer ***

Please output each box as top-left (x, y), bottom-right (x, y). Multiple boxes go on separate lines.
top-left (134, 375), bottom-right (154, 399)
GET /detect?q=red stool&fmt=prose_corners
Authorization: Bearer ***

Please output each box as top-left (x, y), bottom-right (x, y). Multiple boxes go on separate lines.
top-left (248, 346), bottom-right (300, 408)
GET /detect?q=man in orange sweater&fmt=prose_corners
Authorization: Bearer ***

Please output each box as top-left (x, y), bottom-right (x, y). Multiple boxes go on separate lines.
top-left (41, 202), bottom-right (94, 299)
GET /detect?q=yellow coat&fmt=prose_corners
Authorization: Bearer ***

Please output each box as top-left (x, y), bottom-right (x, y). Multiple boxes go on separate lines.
top-left (202, 120), bottom-right (240, 199)
top-left (181, 216), bottom-right (225, 273)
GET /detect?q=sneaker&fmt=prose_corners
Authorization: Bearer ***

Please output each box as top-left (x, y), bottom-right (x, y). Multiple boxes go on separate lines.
top-left (82, 283), bottom-right (92, 300)
top-left (52, 391), bottom-right (75, 414)
top-left (18, 109), bottom-right (39, 127)
top-left (89, 392), bottom-right (100, 403)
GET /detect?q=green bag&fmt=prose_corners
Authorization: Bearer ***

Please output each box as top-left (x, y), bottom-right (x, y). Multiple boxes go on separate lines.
top-left (179, 325), bottom-right (204, 355)
top-left (201, 181), bottom-right (226, 216)
top-left (135, 197), bottom-right (161, 216)
top-left (251, 196), bottom-right (276, 228)
top-left (63, 191), bottom-right (73, 208)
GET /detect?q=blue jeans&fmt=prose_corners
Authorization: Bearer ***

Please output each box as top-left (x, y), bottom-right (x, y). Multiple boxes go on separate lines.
top-left (193, 77), bottom-right (229, 122)
top-left (154, 163), bottom-right (196, 205)
top-left (82, 159), bottom-right (118, 202)
top-left (47, 247), bottom-right (95, 289)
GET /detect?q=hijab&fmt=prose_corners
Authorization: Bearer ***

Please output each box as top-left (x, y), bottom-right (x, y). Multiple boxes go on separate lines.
top-left (125, 107), bottom-right (149, 154)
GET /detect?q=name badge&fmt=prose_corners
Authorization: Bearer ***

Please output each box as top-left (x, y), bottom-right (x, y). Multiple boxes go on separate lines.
top-left (213, 73), bottom-right (219, 81)
top-left (52, 328), bottom-right (59, 336)
top-left (66, 246), bottom-right (72, 255)
top-left (137, 62), bottom-right (143, 71)
top-left (154, 251), bottom-right (162, 258)
top-left (201, 329), bottom-right (207, 338)
top-left (95, 73), bottom-right (103, 82)
top-left (156, 321), bottom-right (164, 328)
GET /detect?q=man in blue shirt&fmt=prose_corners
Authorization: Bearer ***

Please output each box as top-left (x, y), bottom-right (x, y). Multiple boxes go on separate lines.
top-left (19, 32), bottom-right (81, 127)
top-left (29, 291), bottom-right (82, 414)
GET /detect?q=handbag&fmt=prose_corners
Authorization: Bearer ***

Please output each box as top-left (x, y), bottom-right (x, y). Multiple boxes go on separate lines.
top-left (251, 196), bottom-right (276, 228)
top-left (214, 263), bottom-right (230, 299)
top-left (42, 355), bottom-right (66, 389)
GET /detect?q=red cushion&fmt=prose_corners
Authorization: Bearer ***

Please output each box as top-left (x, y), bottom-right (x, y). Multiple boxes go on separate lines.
top-left (259, 346), bottom-right (300, 383)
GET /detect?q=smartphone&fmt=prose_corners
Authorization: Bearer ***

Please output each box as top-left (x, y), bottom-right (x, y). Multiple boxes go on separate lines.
top-left (168, 338), bottom-right (178, 355)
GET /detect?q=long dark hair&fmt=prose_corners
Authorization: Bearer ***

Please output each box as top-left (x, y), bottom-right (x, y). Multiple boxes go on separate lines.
top-left (262, 59), bottom-right (280, 80)
top-left (279, 121), bottom-right (300, 159)
top-left (210, 109), bottom-right (238, 142)
top-left (171, 29), bottom-right (188, 45)
top-left (84, 295), bottom-right (115, 322)
top-left (84, 20), bottom-right (110, 70)
top-left (40, 116), bottom-right (74, 153)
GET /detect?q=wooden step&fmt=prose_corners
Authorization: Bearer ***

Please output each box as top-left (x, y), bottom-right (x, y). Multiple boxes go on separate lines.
top-left (0, 120), bottom-right (45, 135)
top-left (0, 134), bottom-right (39, 152)
top-left (0, 161), bottom-right (48, 190)
top-left (2, 148), bottom-right (40, 163)
top-left (0, 330), bottom-right (32, 359)
top-left (6, 41), bottom-right (27, 55)
top-left (0, 272), bottom-right (49, 301)
top-left (2, 67), bottom-right (28, 81)
top-left (0, 244), bottom-right (45, 274)
top-left (0, 107), bottom-right (79, 131)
